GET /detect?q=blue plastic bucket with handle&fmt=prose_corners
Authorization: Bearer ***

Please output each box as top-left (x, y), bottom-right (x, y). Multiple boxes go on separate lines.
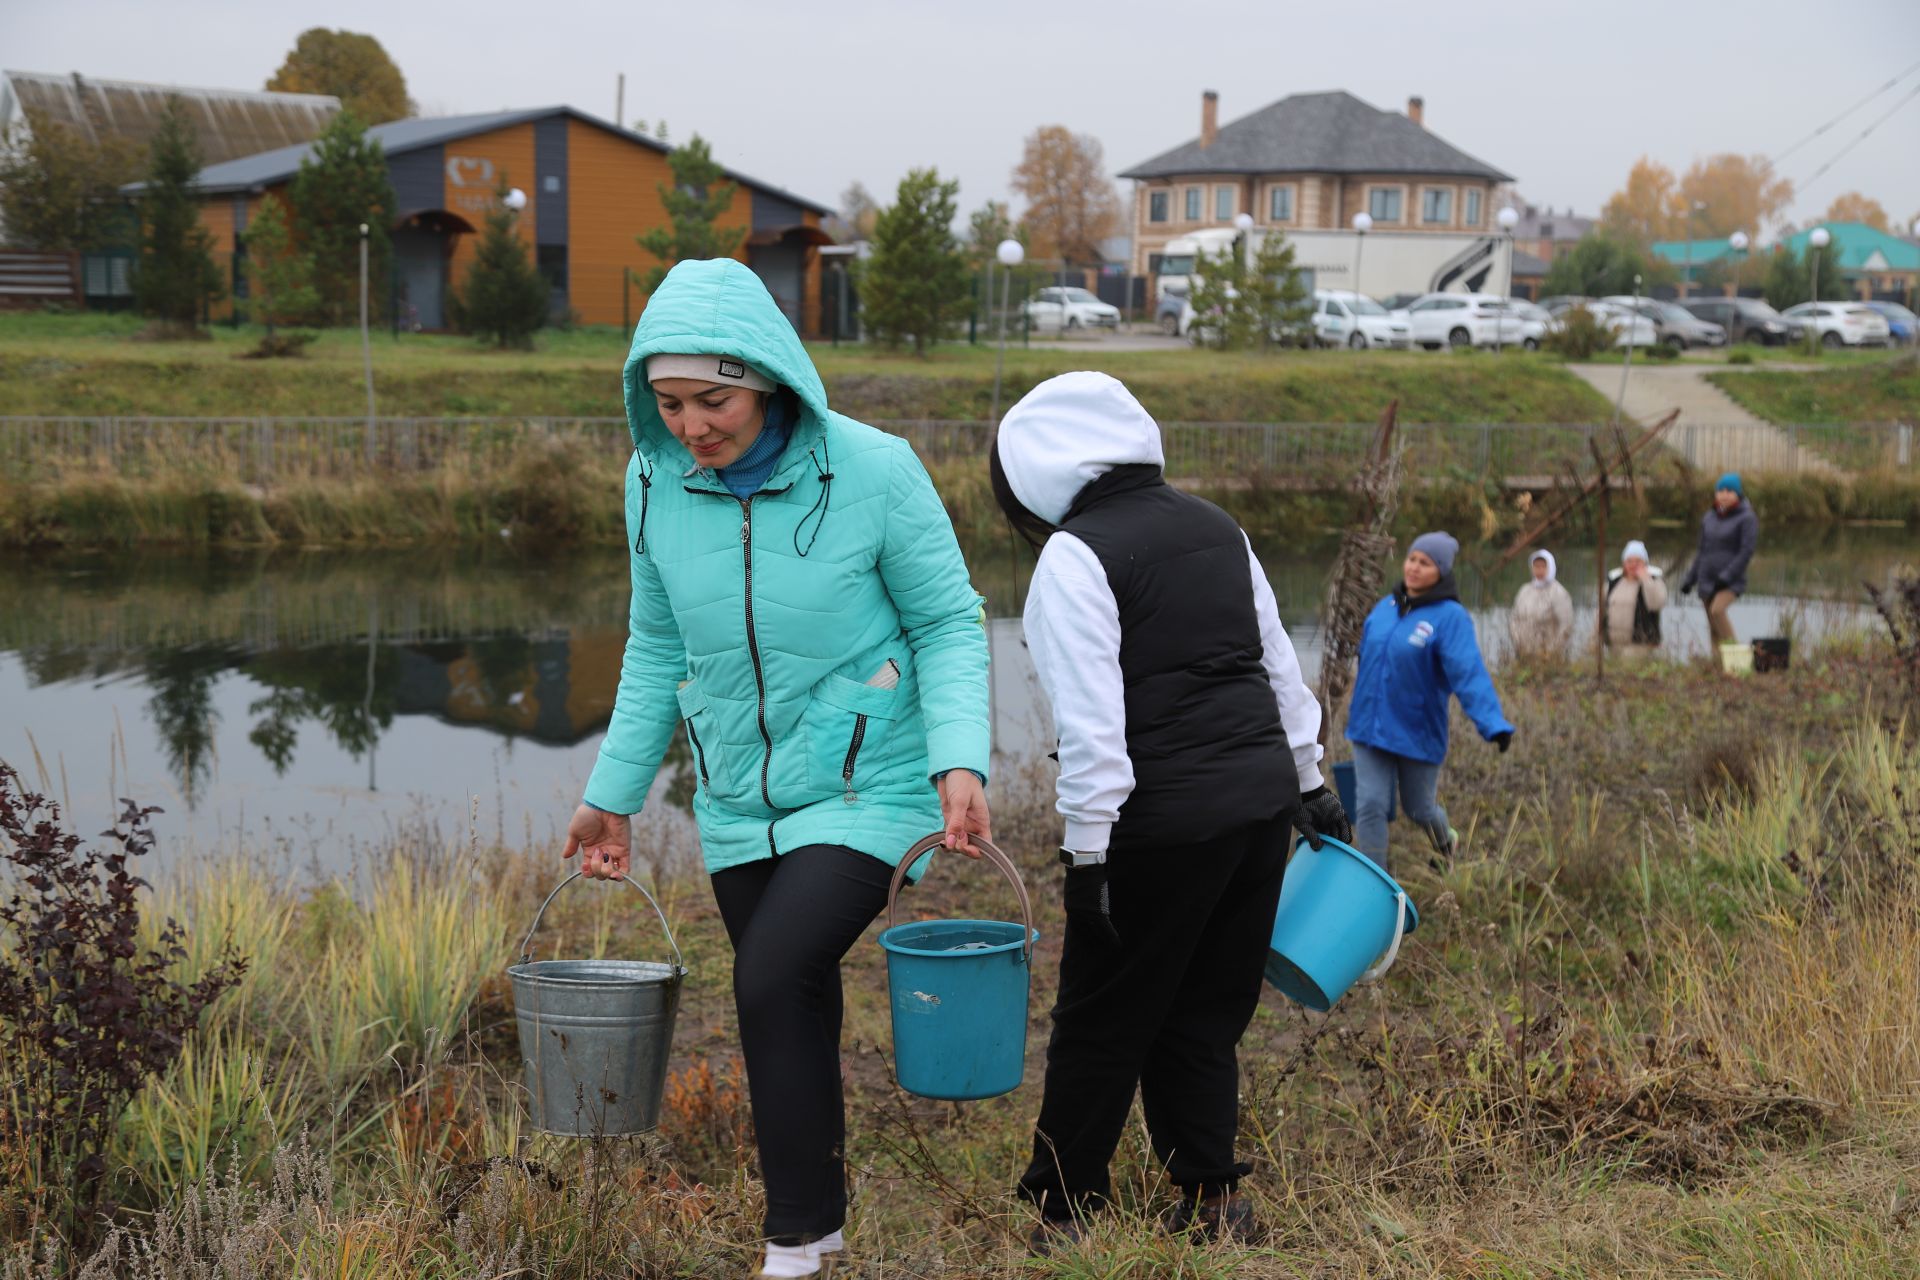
top-left (878, 834), bottom-right (1038, 1101)
top-left (1265, 834), bottom-right (1418, 1012)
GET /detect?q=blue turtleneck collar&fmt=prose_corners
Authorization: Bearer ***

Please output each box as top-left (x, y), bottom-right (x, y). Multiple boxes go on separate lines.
top-left (715, 393), bottom-right (794, 499)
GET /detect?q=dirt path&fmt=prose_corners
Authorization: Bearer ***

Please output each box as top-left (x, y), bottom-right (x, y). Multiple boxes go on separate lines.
top-left (1567, 362), bottom-right (1834, 474)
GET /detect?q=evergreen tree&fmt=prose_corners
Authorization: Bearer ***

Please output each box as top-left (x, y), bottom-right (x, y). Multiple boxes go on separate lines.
top-left (1185, 231), bottom-right (1311, 351)
top-left (636, 135), bottom-right (746, 293)
top-left (1185, 246), bottom-right (1255, 350)
top-left (450, 183), bottom-right (549, 349)
top-left (289, 111), bottom-right (396, 324)
top-left (858, 168), bottom-right (969, 355)
top-left (132, 97), bottom-right (223, 329)
top-left (1541, 230), bottom-right (1671, 298)
top-left (242, 196), bottom-right (319, 345)
top-left (1762, 240), bottom-right (1848, 311)
top-left (1249, 231), bottom-right (1312, 347)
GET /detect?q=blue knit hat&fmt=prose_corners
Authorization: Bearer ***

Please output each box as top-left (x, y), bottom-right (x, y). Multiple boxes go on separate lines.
top-left (1410, 531), bottom-right (1459, 576)
top-left (1715, 472), bottom-right (1743, 496)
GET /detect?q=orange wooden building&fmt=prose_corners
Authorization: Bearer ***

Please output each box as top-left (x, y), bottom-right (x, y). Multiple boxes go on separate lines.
top-left (171, 107), bottom-right (833, 336)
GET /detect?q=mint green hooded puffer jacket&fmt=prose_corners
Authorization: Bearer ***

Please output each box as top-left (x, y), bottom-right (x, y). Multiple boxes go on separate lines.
top-left (582, 259), bottom-right (990, 875)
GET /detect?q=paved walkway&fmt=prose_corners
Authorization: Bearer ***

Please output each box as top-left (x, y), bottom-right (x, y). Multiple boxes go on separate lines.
top-left (1566, 363), bottom-right (1833, 474)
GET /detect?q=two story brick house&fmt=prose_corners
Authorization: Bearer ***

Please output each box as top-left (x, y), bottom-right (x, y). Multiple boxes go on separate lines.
top-left (1119, 90), bottom-right (1515, 280)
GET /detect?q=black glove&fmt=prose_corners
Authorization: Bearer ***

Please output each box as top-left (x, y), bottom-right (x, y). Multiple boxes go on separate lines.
top-left (1063, 862), bottom-right (1120, 946)
top-left (1287, 785), bottom-right (1351, 850)
top-left (1493, 731), bottom-right (1513, 754)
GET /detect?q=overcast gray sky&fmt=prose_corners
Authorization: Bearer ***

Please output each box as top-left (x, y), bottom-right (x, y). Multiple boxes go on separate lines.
top-left (7, 0), bottom-right (1919, 238)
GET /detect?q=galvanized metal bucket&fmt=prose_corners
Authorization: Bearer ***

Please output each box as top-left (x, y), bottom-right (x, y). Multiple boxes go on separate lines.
top-left (508, 872), bottom-right (686, 1137)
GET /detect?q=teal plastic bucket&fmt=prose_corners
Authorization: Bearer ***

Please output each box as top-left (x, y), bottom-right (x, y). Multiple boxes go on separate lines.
top-left (1265, 835), bottom-right (1417, 1012)
top-left (877, 835), bottom-right (1038, 1101)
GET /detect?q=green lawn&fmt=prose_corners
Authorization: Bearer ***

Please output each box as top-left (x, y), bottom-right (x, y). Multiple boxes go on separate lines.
top-left (0, 311), bottom-right (1616, 423)
top-left (1707, 357), bottom-right (1920, 424)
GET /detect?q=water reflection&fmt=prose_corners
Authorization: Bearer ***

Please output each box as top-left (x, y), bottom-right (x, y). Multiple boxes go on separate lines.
top-left (0, 527), bottom-right (1906, 863)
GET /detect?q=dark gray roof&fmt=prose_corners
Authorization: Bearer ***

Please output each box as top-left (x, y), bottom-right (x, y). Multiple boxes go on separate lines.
top-left (1120, 90), bottom-right (1513, 183)
top-left (121, 105), bottom-right (832, 216)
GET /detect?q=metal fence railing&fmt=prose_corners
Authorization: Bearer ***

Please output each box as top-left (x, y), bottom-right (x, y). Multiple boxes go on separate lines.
top-left (1, 416), bottom-right (1911, 484)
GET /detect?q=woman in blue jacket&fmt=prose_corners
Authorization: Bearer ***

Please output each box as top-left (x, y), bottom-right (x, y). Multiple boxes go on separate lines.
top-left (1345, 531), bottom-right (1513, 870)
top-left (560, 259), bottom-right (992, 1279)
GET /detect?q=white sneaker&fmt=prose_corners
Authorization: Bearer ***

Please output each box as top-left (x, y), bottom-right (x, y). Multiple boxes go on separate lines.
top-left (756, 1232), bottom-right (843, 1278)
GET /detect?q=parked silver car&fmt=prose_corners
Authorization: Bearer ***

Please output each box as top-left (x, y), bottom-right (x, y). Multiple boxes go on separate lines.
top-left (1600, 297), bottom-right (1726, 349)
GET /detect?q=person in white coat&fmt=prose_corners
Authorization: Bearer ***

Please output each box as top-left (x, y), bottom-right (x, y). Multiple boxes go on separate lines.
top-left (1509, 549), bottom-right (1574, 660)
top-left (989, 371), bottom-right (1345, 1249)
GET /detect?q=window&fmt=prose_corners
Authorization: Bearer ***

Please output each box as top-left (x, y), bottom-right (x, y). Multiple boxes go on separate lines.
top-left (542, 175), bottom-right (561, 194)
top-left (1149, 191), bottom-right (1169, 223)
top-left (1269, 185), bottom-right (1293, 221)
top-left (1465, 189), bottom-right (1483, 227)
top-left (1184, 187), bottom-right (1202, 220)
top-left (1368, 187), bottom-right (1403, 222)
top-left (1421, 188), bottom-right (1452, 224)
top-left (1214, 185), bottom-right (1236, 220)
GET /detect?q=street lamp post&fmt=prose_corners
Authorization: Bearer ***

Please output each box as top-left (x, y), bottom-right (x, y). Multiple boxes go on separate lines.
top-left (991, 238), bottom-right (1024, 424)
top-left (1681, 200), bottom-right (1706, 300)
top-left (1350, 210), bottom-right (1372, 305)
top-left (1615, 272), bottom-right (1642, 423)
top-left (359, 222), bottom-right (375, 462)
top-left (1496, 205), bottom-right (1519, 353)
top-left (1727, 230), bottom-right (1750, 344)
top-left (1809, 226), bottom-right (1831, 354)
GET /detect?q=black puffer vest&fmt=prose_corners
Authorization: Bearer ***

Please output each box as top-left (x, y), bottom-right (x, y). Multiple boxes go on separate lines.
top-left (1057, 465), bottom-right (1297, 850)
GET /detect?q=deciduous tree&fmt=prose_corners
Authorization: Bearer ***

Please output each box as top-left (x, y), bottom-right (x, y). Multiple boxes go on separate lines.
top-left (266, 28), bottom-right (413, 123)
top-left (132, 97), bottom-right (222, 329)
top-left (858, 167), bottom-right (969, 355)
top-left (636, 135), bottom-right (746, 293)
top-left (1540, 229), bottom-right (1672, 298)
top-left (1823, 191), bottom-right (1890, 231)
top-left (288, 111), bottom-right (396, 325)
top-left (0, 116), bottom-right (140, 251)
top-left (823, 181), bottom-right (880, 243)
top-left (1011, 125), bottom-right (1121, 264)
top-left (1600, 157), bottom-right (1681, 243)
top-left (1676, 153), bottom-right (1794, 237)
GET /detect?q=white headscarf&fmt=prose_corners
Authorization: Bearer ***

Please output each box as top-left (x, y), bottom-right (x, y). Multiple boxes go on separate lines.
top-left (1622, 540), bottom-right (1649, 567)
top-left (1528, 549), bottom-right (1558, 588)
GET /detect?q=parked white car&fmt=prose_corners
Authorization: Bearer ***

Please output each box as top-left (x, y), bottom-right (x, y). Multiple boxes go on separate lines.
top-left (1313, 290), bottom-right (1412, 349)
top-left (1403, 293), bottom-right (1539, 351)
top-left (1779, 301), bottom-right (1893, 348)
top-left (1023, 286), bottom-right (1121, 331)
top-left (1547, 301), bottom-right (1658, 348)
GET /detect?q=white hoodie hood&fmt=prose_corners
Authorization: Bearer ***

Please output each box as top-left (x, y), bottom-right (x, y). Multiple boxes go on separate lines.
top-left (1528, 549), bottom-right (1558, 587)
top-left (996, 371), bottom-right (1165, 525)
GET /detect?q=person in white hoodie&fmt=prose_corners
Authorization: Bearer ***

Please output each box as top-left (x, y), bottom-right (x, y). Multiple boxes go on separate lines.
top-left (1509, 549), bottom-right (1574, 660)
top-left (1604, 539), bottom-right (1667, 657)
top-left (990, 372), bottom-right (1345, 1248)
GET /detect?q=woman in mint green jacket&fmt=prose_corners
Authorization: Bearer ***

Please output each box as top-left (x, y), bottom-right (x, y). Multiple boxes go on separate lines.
top-left (561, 259), bottom-right (992, 1276)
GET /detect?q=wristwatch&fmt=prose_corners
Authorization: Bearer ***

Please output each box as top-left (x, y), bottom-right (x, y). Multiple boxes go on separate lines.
top-left (1057, 847), bottom-right (1108, 868)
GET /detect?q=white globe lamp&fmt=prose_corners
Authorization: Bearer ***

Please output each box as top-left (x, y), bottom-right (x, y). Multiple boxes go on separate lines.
top-left (995, 238), bottom-right (1024, 267)
top-left (503, 188), bottom-right (528, 212)
top-left (1233, 212), bottom-right (1254, 231)
top-left (1729, 230), bottom-right (1749, 252)
top-left (1809, 226), bottom-right (1830, 248)
top-left (1496, 205), bottom-right (1519, 231)
top-left (1351, 211), bottom-right (1372, 234)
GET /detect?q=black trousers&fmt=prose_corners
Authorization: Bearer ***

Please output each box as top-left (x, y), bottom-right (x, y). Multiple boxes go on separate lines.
top-left (710, 843), bottom-right (894, 1244)
top-left (1017, 815), bottom-right (1289, 1219)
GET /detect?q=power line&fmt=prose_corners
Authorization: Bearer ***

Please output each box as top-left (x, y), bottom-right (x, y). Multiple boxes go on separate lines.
top-left (1764, 58), bottom-right (1920, 171)
top-left (1791, 80), bottom-right (1920, 193)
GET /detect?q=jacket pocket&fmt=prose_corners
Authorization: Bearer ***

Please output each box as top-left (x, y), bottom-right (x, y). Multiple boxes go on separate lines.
top-left (676, 679), bottom-right (720, 794)
top-left (804, 672), bottom-right (903, 801)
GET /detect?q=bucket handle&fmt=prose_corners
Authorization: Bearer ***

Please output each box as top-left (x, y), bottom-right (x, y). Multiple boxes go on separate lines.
top-left (518, 871), bottom-right (685, 972)
top-left (886, 833), bottom-right (1034, 963)
top-left (1358, 889), bottom-right (1410, 985)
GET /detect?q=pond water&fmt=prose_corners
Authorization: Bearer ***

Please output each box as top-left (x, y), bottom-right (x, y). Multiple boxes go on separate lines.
top-left (1, 527), bottom-right (1905, 871)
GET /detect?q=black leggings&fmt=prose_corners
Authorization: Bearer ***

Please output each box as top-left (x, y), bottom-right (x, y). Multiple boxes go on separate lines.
top-left (710, 843), bottom-right (895, 1244)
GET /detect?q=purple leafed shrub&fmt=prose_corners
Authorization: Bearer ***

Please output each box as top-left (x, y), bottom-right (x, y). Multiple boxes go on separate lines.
top-left (0, 762), bottom-right (245, 1252)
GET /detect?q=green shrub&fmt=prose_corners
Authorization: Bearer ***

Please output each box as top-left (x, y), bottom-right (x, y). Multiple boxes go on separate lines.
top-left (1545, 306), bottom-right (1612, 359)
top-left (1727, 349), bottom-right (1755, 365)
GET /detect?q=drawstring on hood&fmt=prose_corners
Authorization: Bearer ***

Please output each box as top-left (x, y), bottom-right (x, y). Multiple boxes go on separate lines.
top-left (1528, 549), bottom-right (1558, 587)
top-left (794, 432), bottom-right (833, 557)
top-left (994, 371), bottom-right (1166, 525)
top-left (632, 452), bottom-right (655, 554)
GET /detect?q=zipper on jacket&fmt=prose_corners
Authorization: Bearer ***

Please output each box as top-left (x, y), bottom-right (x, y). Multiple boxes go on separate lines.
top-left (841, 714), bottom-right (869, 804)
top-left (766, 821), bottom-right (778, 857)
top-left (740, 498), bottom-right (775, 808)
top-left (685, 719), bottom-right (709, 788)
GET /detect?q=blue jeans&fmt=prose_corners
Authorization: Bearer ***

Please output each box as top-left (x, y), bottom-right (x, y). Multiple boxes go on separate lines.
top-left (1349, 742), bottom-right (1450, 872)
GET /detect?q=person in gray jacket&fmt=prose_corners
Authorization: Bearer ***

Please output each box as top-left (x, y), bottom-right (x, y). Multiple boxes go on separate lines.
top-left (1678, 473), bottom-right (1758, 645)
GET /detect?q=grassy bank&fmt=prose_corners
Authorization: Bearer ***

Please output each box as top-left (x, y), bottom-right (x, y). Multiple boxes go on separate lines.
top-left (0, 311), bottom-right (1616, 423)
top-left (1708, 355), bottom-right (1920, 425)
top-left (4, 646), bottom-right (1917, 1276)
top-left (6, 436), bottom-right (1920, 551)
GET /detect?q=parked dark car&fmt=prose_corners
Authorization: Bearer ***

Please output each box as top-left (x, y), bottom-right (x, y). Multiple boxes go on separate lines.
top-left (1863, 300), bottom-right (1919, 347)
top-left (1678, 297), bottom-right (1799, 346)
